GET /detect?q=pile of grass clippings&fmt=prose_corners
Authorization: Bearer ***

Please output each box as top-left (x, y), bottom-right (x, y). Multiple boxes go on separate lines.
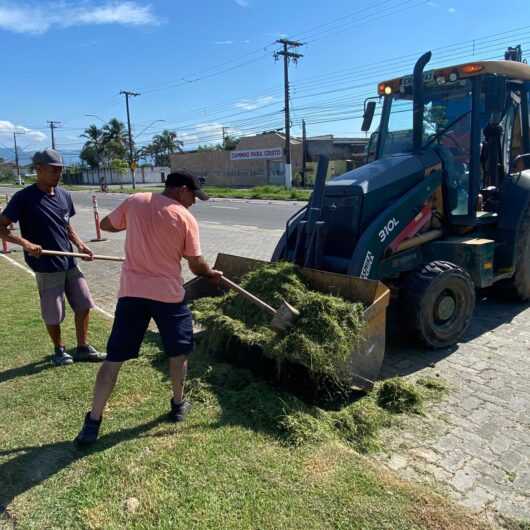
top-left (376, 377), bottom-right (424, 414)
top-left (192, 261), bottom-right (366, 386)
top-left (191, 262), bottom-right (450, 453)
top-left (185, 365), bottom-right (449, 453)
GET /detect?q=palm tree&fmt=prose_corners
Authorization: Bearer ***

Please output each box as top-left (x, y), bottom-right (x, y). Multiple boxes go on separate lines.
top-left (101, 118), bottom-right (128, 161)
top-left (102, 118), bottom-right (128, 144)
top-left (137, 144), bottom-right (160, 165)
top-left (80, 124), bottom-right (103, 168)
top-left (152, 130), bottom-right (183, 166)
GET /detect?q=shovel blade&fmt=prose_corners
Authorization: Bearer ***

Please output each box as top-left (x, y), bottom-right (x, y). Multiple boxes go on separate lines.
top-left (271, 300), bottom-right (300, 331)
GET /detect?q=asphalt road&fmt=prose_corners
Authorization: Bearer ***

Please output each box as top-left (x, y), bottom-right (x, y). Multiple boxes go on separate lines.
top-left (0, 186), bottom-right (304, 231)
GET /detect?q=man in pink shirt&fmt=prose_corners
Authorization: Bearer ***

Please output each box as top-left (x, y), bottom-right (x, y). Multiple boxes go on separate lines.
top-left (75, 171), bottom-right (222, 445)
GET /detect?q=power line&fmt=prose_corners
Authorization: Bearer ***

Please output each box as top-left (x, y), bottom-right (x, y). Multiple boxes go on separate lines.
top-left (137, 0), bottom-right (429, 98)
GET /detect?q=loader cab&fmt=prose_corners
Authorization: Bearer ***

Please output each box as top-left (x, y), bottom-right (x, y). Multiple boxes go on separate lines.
top-left (370, 61), bottom-right (530, 227)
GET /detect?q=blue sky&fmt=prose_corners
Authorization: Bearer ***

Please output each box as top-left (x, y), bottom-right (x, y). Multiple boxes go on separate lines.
top-left (1, 0), bottom-right (530, 161)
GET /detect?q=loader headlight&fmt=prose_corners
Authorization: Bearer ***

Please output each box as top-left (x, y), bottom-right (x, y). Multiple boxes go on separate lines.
top-left (378, 84), bottom-right (393, 95)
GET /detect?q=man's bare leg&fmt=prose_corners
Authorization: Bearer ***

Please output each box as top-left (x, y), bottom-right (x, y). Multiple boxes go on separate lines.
top-left (45, 324), bottom-right (63, 348)
top-left (89, 361), bottom-right (122, 420)
top-left (169, 356), bottom-right (188, 403)
top-left (74, 308), bottom-right (90, 347)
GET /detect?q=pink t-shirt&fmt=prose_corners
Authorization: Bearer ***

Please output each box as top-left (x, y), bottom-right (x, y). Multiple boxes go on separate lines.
top-left (108, 192), bottom-right (201, 303)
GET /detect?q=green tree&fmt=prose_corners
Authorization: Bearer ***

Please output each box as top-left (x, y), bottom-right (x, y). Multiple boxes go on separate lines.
top-left (102, 118), bottom-right (128, 161)
top-left (80, 124), bottom-right (104, 168)
top-left (221, 134), bottom-right (239, 151)
top-left (197, 144), bottom-right (217, 152)
top-left (139, 130), bottom-right (183, 166)
top-left (151, 130), bottom-right (183, 166)
top-left (137, 144), bottom-right (160, 166)
top-left (79, 144), bottom-right (100, 169)
top-left (196, 134), bottom-right (239, 152)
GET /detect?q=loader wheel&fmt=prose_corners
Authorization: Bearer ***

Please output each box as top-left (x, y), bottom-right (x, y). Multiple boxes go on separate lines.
top-left (512, 206), bottom-right (530, 300)
top-left (402, 261), bottom-right (475, 349)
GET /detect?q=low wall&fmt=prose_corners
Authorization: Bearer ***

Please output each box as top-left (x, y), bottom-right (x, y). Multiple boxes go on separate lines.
top-left (76, 166), bottom-right (171, 185)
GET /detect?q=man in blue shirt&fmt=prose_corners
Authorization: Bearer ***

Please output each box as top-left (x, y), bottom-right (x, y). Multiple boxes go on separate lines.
top-left (0, 149), bottom-right (105, 366)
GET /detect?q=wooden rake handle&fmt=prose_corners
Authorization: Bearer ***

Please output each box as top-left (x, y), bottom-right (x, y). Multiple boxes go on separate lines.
top-left (220, 276), bottom-right (277, 317)
top-left (40, 249), bottom-right (125, 263)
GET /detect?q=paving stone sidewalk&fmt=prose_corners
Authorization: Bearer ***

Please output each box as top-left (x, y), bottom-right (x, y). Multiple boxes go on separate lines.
top-left (2, 204), bottom-right (529, 525)
top-left (376, 298), bottom-right (530, 525)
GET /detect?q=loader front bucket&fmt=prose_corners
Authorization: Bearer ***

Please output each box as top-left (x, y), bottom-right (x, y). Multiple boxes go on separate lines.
top-left (184, 253), bottom-right (390, 390)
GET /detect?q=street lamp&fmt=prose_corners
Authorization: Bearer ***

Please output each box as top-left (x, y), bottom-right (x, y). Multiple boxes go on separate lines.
top-left (134, 119), bottom-right (166, 139)
top-left (84, 114), bottom-right (106, 123)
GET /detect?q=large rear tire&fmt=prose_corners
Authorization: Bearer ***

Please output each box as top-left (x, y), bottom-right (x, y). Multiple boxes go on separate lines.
top-left (402, 261), bottom-right (475, 348)
top-left (512, 206), bottom-right (530, 300)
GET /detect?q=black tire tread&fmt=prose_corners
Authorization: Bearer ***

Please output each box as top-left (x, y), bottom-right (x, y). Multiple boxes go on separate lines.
top-left (402, 260), bottom-right (475, 349)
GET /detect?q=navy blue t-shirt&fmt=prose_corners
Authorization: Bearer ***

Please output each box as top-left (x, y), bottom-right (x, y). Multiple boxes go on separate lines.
top-left (2, 185), bottom-right (76, 272)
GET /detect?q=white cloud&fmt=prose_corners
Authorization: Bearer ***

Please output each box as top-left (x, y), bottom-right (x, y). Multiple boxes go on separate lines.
top-left (426, 1), bottom-right (439, 7)
top-left (215, 40), bottom-right (233, 45)
top-left (0, 1), bottom-right (160, 35)
top-left (0, 120), bottom-right (47, 142)
top-left (233, 0), bottom-right (249, 7)
top-left (448, 7), bottom-right (456, 13)
top-left (235, 95), bottom-right (277, 111)
top-left (178, 122), bottom-right (243, 147)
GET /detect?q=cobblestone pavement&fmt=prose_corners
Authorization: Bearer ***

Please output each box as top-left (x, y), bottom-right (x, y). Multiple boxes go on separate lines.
top-left (2, 202), bottom-right (529, 525)
top-left (376, 298), bottom-right (530, 525)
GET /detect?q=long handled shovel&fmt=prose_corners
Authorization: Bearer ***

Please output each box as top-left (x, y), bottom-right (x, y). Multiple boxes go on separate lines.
top-left (40, 250), bottom-right (300, 331)
top-left (40, 249), bottom-right (125, 262)
top-left (219, 275), bottom-right (299, 331)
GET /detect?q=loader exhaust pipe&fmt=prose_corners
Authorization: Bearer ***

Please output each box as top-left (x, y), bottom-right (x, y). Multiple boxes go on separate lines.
top-left (413, 51), bottom-right (432, 153)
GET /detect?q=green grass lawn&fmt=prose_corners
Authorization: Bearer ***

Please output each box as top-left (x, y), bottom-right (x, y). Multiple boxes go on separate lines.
top-left (107, 185), bottom-right (311, 201)
top-left (0, 260), bottom-right (492, 530)
top-left (202, 185), bottom-right (311, 201)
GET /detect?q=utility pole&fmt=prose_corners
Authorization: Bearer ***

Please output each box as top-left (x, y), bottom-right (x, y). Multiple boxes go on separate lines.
top-left (120, 90), bottom-right (140, 189)
top-left (13, 131), bottom-right (25, 185)
top-left (47, 121), bottom-right (61, 149)
top-left (301, 119), bottom-right (307, 188)
top-left (274, 38), bottom-right (303, 190)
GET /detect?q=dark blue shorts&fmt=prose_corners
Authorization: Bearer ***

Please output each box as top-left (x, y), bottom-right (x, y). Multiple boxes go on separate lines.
top-left (106, 297), bottom-right (194, 362)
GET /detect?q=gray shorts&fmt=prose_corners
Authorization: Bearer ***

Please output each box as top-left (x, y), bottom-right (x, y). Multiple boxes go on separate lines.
top-left (35, 266), bottom-right (95, 325)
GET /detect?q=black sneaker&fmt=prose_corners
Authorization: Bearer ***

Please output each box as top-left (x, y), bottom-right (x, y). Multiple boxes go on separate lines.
top-left (75, 412), bottom-right (102, 446)
top-left (52, 346), bottom-right (74, 366)
top-left (74, 345), bottom-right (106, 362)
top-left (168, 399), bottom-right (191, 422)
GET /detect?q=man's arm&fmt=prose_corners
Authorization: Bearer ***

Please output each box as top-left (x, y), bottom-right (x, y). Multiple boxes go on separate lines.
top-left (185, 255), bottom-right (222, 284)
top-left (100, 215), bottom-right (124, 233)
top-left (67, 223), bottom-right (94, 260)
top-left (0, 214), bottom-right (42, 256)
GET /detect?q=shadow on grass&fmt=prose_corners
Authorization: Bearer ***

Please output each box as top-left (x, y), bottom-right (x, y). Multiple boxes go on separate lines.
top-left (0, 359), bottom-right (54, 385)
top-left (0, 415), bottom-right (166, 515)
